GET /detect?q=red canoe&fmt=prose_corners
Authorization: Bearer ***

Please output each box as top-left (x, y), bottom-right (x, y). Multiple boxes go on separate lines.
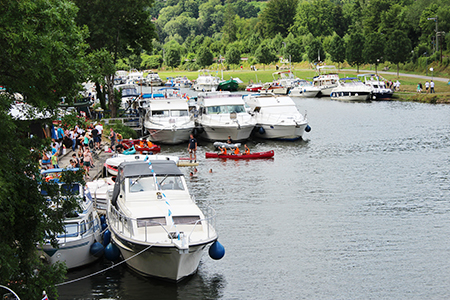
top-left (122, 139), bottom-right (161, 153)
top-left (205, 150), bottom-right (274, 159)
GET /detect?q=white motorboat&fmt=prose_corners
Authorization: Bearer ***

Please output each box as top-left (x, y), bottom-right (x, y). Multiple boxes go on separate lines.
top-left (145, 72), bottom-right (164, 86)
top-left (126, 70), bottom-right (144, 85)
top-left (193, 70), bottom-right (220, 92)
top-left (174, 76), bottom-right (192, 88)
top-left (289, 80), bottom-right (321, 97)
top-left (358, 74), bottom-right (393, 100)
top-left (114, 70), bottom-right (128, 85)
top-left (260, 70), bottom-right (298, 95)
top-left (195, 91), bottom-right (256, 142)
top-left (330, 77), bottom-right (373, 101)
top-left (244, 93), bottom-right (309, 140)
top-left (106, 160), bottom-right (222, 281)
top-left (104, 154), bottom-right (180, 176)
top-left (313, 65), bottom-right (340, 97)
top-left (143, 98), bottom-right (195, 144)
top-left (39, 168), bottom-right (103, 269)
top-left (114, 83), bottom-right (140, 109)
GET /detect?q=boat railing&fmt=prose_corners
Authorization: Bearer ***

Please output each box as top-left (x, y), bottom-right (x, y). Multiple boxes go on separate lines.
top-left (108, 204), bottom-right (217, 243)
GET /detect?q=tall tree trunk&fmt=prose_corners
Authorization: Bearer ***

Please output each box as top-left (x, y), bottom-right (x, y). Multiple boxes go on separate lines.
top-left (95, 81), bottom-right (106, 110)
top-left (106, 74), bottom-right (117, 118)
top-left (397, 63), bottom-right (399, 78)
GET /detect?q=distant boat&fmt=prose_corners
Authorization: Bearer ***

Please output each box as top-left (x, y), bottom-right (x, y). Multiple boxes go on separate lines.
top-left (218, 78), bottom-right (239, 91)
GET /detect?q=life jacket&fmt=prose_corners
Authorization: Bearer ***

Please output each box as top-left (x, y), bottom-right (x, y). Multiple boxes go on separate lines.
top-left (245, 148), bottom-right (250, 155)
top-left (234, 147), bottom-right (240, 155)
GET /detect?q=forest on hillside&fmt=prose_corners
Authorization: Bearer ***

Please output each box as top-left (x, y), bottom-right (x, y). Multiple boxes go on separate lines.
top-left (126, 0), bottom-right (450, 73)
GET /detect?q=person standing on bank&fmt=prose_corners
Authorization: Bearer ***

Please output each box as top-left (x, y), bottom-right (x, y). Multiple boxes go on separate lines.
top-left (188, 134), bottom-right (197, 163)
top-left (430, 80), bottom-right (435, 93)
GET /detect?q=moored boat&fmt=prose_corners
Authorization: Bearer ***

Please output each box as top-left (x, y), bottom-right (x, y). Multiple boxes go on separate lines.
top-left (194, 91), bottom-right (256, 142)
top-left (313, 65), bottom-right (339, 97)
top-left (244, 93), bottom-right (309, 140)
top-left (106, 160), bottom-right (224, 281)
top-left (358, 74), bottom-right (393, 100)
top-left (38, 168), bottom-right (103, 269)
top-left (104, 154), bottom-right (179, 176)
top-left (289, 80), bottom-right (321, 97)
top-left (330, 77), bottom-right (373, 101)
top-left (205, 150), bottom-right (274, 159)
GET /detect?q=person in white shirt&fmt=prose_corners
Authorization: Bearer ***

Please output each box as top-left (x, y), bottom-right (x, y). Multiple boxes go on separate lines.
top-left (425, 81), bottom-right (429, 93)
top-left (430, 80), bottom-right (435, 93)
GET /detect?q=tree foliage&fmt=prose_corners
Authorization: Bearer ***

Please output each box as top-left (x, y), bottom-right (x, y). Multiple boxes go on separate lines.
top-left (346, 32), bottom-right (365, 72)
top-left (225, 46), bottom-right (241, 66)
top-left (385, 29), bottom-right (412, 77)
top-left (197, 46), bottom-right (214, 68)
top-left (258, 0), bottom-right (298, 38)
top-left (0, 1), bottom-right (88, 298)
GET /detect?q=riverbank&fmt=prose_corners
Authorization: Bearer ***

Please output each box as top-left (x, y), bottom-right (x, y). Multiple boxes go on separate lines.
top-left (394, 92), bottom-right (450, 104)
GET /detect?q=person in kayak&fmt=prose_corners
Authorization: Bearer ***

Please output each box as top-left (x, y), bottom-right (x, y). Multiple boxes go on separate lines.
top-left (233, 146), bottom-right (240, 155)
top-left (244, 144), bottom-right (250, 155)
top-left (219, 146), bottom-right (227, 155)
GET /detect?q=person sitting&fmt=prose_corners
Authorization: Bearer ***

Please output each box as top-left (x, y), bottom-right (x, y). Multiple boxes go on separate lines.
top-left (219, 146), bottom-right (227, 155)
top-left (244, 144), bottom-right (250, 155)
top-left (147, 140), bottom-right (153, 148)
top-left (233, 146), bottom-right (240, 155)
top-left (139, 138), bottom-right (145, 148)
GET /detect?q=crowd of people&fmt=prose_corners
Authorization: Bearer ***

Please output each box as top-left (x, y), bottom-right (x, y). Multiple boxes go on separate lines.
top-left (41, 121), bottom-right (104, 178)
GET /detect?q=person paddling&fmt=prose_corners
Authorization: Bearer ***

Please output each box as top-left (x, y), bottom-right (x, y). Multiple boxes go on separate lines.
top-left (244, 144), bottom-right (250, 155)
top-left (219, 146), bottom-right (227, 155)
top-left (233, 146), bottom-right (240, 155)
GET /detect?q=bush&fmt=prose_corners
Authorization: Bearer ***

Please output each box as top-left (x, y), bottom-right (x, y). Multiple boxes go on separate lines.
top-left (60, 111), bottom-right (88, 130)
top-left (104, 121), bottom-right (138, 140)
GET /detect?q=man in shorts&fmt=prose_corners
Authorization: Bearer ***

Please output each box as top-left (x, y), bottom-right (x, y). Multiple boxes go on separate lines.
top-left (187, 134), bottom-right (197, 163)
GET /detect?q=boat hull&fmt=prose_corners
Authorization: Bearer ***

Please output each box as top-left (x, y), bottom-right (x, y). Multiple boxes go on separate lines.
top-left (146, 126), bottom-right (194, 145)
top-left (252, 123), bottom-right (307, 140)
top-left (112, 233), bottom-right (213, 281)
top-left (205, 150), bottom-right (274, 159)
top-left (40, 227), bottom-right (102, 269)
top-left (330, 91), bottom-right (371, 101)
top-left (289, 88), bottom-right (320, 98)
top-left (198, 124), bottom-right (254, 142)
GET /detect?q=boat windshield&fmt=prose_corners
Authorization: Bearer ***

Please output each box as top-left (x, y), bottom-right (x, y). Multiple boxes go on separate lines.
top-left (206, 105), bottom-right (246, 114)
top-left (128, 175), bottom-right (184, 192)
top-left (170, 110), bottom-right (189, 117)
top-left (152, 110), bottom-right (188, 117)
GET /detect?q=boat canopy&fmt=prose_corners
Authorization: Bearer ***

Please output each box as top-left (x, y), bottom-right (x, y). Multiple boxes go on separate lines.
top-left (149, 99), bottom-right (189, 111)
top-left (118, 160), bottom-right (182, 178)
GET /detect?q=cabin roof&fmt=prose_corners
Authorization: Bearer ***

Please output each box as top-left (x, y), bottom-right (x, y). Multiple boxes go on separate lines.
top-left (118, 160), bottom-right (182, 178)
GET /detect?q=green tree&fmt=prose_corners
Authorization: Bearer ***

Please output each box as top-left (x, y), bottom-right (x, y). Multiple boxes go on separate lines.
top-left (197, 46), bottom-right (214, 68)
top-left (363, 32), bottom-right (385, 73)
top-left (307, 38), bottom-right (324, 63)
top-left (293, 0), bottom-right (335, 37)
top-left (74, 0), bottom-right (157, 117)
top-left (0, 0), bottom-right (88, 298)
top-left (255, 42), bottom-right (278, 68)
top-left (225, 46), bottom-right (242, 66)
top-left (258, 0), bottom-right (298, 38)
top-left (141, 54), bottom-right (164, 69)
top-left (328, 34), bottom-right (346, 69)
top-left (346, 32), bottom-right (365, 72)
top-left (385, 30), bottom-right (412, 77)
top-left (166, 47), bottom-right (181, 69)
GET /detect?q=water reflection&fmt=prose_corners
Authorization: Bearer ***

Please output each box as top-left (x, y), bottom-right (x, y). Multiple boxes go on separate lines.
top-left (58, 258), bottom-right (226, 300)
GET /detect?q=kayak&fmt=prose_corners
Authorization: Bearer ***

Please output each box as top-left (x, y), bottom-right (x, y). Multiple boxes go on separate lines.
top-left (122, 139), bottom-right (161, 153)
top-left (205, 150), bottom-right (274, 159)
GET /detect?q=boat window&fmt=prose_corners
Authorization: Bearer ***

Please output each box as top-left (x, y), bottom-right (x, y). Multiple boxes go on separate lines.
top-left (170, 110), bottom-right (189, 117)
top-left (57, 222), bottom-right (79, 238)
top-left (228, 105), bottom-right (245, 113)
top-left (173, 216), bottom-right (201, 225)
top-left (157, 175), bottom-right (184, 190)
top-left (122, 88), bottom-right (137, 96)
top-left (80, 221), bottom-right (86, 235)
top-left (152, 110), bottom-right (169, 117)
top-left (137, 217), bottom-right (166, 227)
top-left (129, 176), bottom-right (156, 193)
top-left (206, 106), bottom-right (221, 114)
top-left (61, 183), bottom-right (80, 196)
top-left (88, 213), bottom-right (93, 229)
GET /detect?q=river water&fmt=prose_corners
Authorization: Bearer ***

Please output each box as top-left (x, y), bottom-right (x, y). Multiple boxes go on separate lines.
top-left (59, 95), bottom-right (450, 299)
